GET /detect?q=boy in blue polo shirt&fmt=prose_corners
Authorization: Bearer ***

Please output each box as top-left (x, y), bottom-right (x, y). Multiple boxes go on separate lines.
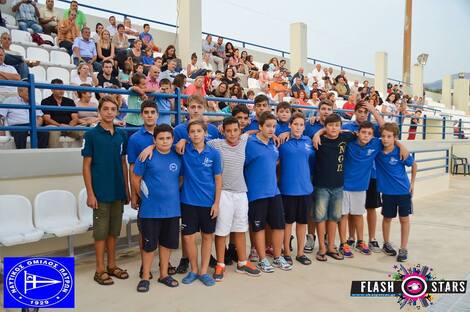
top-left (279, 112), bottom-right (315, 266)
top-left (232, 104), bottom-right (250, 132)
top-left (180, 119), bottom-right (222, 286)
top-left (275, 101), bottom-right (292, 136)
top-left (156, 78), bottom-right (172, 125)
top-left (244, 111), bottom-right (291, 272)
top-left (82, 95), bottom-right (130, 286)
top-left (132, 124), bottom-right (182, 292)
top-left (244, 94), bottom-right (271, 133)
top-left (376, 123), bottom-right (417, 262)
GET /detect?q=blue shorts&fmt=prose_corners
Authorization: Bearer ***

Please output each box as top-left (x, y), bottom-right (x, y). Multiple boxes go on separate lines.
top-left (381, 194), bottom-right (413, 218)
top-left (314, 187), bottom-right (343, 222)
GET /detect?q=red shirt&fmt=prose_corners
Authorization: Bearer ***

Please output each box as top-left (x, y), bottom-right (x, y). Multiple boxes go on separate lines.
top-left (342, 101), bottom-right (356, 117)
top-left (184, 84), bottom-right (207, 97)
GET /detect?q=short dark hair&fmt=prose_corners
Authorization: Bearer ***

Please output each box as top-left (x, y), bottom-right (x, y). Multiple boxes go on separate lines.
top-left (354, 100), bottom-right (367, 112)
top-left (232, 104), bottom-right (250, 117)
top-left (187, 94), bottom-right (206, 107)
top-left (358, 121), bottom-right (374, 131)
top-left (140, 100), bottom-right (157, 114)
top-left (380, 122), bottom-right (399, 137)
top-left (143, 23), bottom-right (150, 28)
top-left (102, 59), bottom-right (113, 67)
top-left (222, 116), bottom-right (240, 129)
top-left (262, 64), bottom-right (269, 71)
top-left (289, 112), bottom-right (305, 124)
top-left (117, 23), bottom-right (124, 30)
top-left (254, 94), bottom-right (269, 106)
top-left (187, 118), bottom-right (207, 133)
top-left (319, 99), bottom-right (334, 109)
top-left (98, 95), bottom-right (118, 110)
top-left (159, 78), bottom-right (171, 86)
top-left (276, 101), bottom-right (291, 112)
top-left (51, 78), bottom-right (63, 84)
top-left (259, 111), bottom-right (276, 126)
top-left (132, 73), bottom-right (146, 85)
top-left (324, 113), bottom-right (342, 126)
top-left (153, 124), bottom-right (173, 138)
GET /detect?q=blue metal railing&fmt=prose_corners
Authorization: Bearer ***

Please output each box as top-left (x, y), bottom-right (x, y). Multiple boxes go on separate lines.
top-left (53, 0), bottom-right (407, 84)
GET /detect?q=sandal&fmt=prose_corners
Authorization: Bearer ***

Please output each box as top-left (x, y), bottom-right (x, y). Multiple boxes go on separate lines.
top-left (158, 275), bottom-right (179, 288)
top-left (315, 251), bottom-right (327, 262)
top-left (94, 271), bottom-right (114, 285)
top-left (326, 249), bottom-right (344, 260)
top-left (136, 279), bottom-right (150, 292)
top-left (296, 254), bottom-right (312, 265)
top-left (107, 266), bottom-right (129, 279)
top-left (159, 262), bottom-right (177, 276)
top-left (139, 265), bottom-right (153, 280)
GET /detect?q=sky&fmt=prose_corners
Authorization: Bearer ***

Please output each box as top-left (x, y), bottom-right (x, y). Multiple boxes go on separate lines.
top-left (54, 0), bottom-right (470, 83)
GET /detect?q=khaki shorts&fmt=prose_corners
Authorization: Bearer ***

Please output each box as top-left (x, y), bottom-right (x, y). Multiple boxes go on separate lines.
top-left (93, 201), bottom-right (124, 240)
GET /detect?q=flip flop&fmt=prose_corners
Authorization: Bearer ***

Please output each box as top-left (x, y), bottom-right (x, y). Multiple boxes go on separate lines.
top-left (326, 249), bottom-right (344, 260)
top-left (136, 279), bottom-right (150, 292)
top-left (158, 275), bottom-right (179, 288)
top-left (296, 254), bottom-right (312, 265)
top-left (315, 252), bottom-right (327, 262)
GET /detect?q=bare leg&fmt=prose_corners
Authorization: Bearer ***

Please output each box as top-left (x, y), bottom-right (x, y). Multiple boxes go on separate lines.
top-left (353, 215), bottom-right (364, 241)
top-left (367, 208), bottom-right (377, 241)
top-left (215, 235), bottom-right (227, 264)
top-left (399, 216), bottom-right (410, 249)
top-left (348, 214), bottom-right (355, 241)
top-left (382, 217), bottom-right (392, 243)
top-left (106, 235), bottom-right (117, 268)
top-left (296, 223), bottom-right (307, 257)
top-left (141, 249), bottom-right (155, 280)
top-left (253, 230), bottom-right (266, 259)
top-left (159, 246), bottom-right (171, 279)
top-left (200, 233), bottom-right (214, 275)
top-left (233, 232), bottom-right (247, 262)
top-left (338, 215), bottom-right (348, 244)
top-left (326, 221), bottom-right (337, 252)
top-left (95, 240), bottom-right (106, 273)
top-left (316, 221), bottom-right (326, 254)
top-left (183, 234), bottom-right (198, 273)
top-left (283, 223), bottom-right (293, 257)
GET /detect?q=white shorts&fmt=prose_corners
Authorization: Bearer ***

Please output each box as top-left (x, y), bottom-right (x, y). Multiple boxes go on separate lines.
top-left (342, 191), bottom-right (366, 216)
top-left (215, 190), bottom-right (249, 236)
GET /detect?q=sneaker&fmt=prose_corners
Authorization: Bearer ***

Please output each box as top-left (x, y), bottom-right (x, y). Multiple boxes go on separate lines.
top-left (397, 249), bottom-right (408, 262)
top-left (272, 256), bottom-right (293, 271)
top-left (236, 262), bottom-right (261, 277)
top-left (213, 264), bottom-right (225, 282)
top-left (339, 243), bottom-right (354, 258)
top-left (224, 248), bottom-right (233, 265)
top-left (176, 257), bottom-right (189, 274)
top-left (249, 247), bottom-right (259, 262)
top-left (227, 243), bottom-right (238, 262)
top-left (209, 254), bottom-right (217, 268)
top-left (347, 238), bottom-right (355, 247)
top-left (304, 234), bottom-right (315, 253)
top-left (368, 240), bottom-right (381, 253)
top-left (355, 241), bottom-right (371, 255)
top-left (382, 242), bottom-right (397, 256)
top-left (265, 246), bottom-right (274, 258)
top-left (198, 273), bottom-right (215, 287)
top-left (182, 272), bottom-right (199, 284)
top-left (256, 258), bottom-right (275, 273)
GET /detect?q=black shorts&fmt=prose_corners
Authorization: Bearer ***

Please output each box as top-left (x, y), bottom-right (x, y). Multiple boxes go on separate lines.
top-left (181, 203), bottom-right (216, 235)
top-left (248, 195), bottom-right (285, 232)
top-left (365, 178), bottom-right (382, 209)
top-left (138, 217), bottom-right (180, 252)
top-left (282, 194), bottom-right (313, 224)
top-left (381, 194), bottom-right (413, 218)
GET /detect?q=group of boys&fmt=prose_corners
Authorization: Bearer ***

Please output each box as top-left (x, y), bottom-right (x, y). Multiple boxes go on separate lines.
top-left (82, 93), bottom-right (417, 292)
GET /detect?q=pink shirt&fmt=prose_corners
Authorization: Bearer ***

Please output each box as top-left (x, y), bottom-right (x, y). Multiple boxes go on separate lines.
top-left (145, 77), bottom-right (159, 92)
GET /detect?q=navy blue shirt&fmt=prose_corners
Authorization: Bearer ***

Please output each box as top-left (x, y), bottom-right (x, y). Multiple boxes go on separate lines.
top-left (127, 127), bottom-right (154, 164)
top-left (81, 124), bottom-right (128, 203)
top-left (244, 116), bottom-right (260, 132)
top-left (375, 146), bottom-right (414, 195)
top-left (173, 121), bottom-right (221, 144)
top-left (244, 134), bottom-right (280, 202)
top-left (180, 142), bottom-right (222, 207)
top-left (343, 138), bottom-right (382, 191)
top-left (279, 135), bottom-right (315, 196)
top-left (133, 150), bottom-right (182, 218)
top-left (303, 120), bottom-right (324, 138)
top-left (275, 121), bottom-right (290, 136)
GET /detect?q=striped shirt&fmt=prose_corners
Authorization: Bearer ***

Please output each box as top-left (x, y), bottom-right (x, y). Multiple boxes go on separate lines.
top-left (207, 133), bottom-right (249, 193)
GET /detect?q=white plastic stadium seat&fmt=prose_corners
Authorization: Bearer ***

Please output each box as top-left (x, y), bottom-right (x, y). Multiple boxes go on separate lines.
top-left (78, 188), bottom-right (93, 227)
top-left (10, 29), bottom-right (36, 47)
top-left (47, 67), bottom-right (70, 84)
top-left (0, 26), bottom-right (9, 35)
top-left (123, 205), bottom-right (138, 224)
top-left (27, 47), bottom-right (50, 65)
top-left (9, 44), bottom-right (26, 58)
top-left (35, 89), bottom-right (42, 102)
top-left (30, 65), bottom-right (46, 83)
top-left (33, 190), bottom-right (89, 237)
top-left (0, 195), bottom-right (44, 246)
top-left (50, 50), bottom-right (76, 69)
top-left (2, 14), bottom-right (17, 27)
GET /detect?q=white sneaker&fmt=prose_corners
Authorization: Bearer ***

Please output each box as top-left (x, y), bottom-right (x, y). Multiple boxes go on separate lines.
top-left (249, 247), bottom-right (259, 262)
top-left (272, 256), bottom-right (293, 271)
top-left (304, 234), bottom-right (315, 253)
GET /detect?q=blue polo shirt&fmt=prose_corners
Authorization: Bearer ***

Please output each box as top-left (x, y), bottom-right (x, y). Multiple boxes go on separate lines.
top-left (303, 120), bottom-right (324, 138)
top-left (244, 117), bottom-right (260, 132)
top-left (72, 37), bottom-right (97, 58)
top-left (173, 121), bottom-right (221, 144)
top-left (157, 98), bottom-right (171, 125)
top-left (279, 135), bottom-right (315, 196)
top-left (275, 121), bottom-right (290, 136)
top-left (343, 138), bottom-right (382, 191)
top-left (81, 123), bottom-right (128, 203)
top-left (133, 150), bottom-right (182, 218)
top-left (244, 134), bottom-right (280, 202)
top-left (375, 146), bottom-right (414, 195)
top-left (180, 143), bottom-right (222, 207)
top-left (127, 127), bottom-right (154, 164)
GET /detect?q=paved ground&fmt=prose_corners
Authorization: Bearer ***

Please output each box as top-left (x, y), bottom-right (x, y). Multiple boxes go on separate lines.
top-left (2, 176), bottom-right (470, 312)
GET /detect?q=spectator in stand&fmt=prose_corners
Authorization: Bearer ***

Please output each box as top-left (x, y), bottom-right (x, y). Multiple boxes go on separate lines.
top-left (245, 55), bottom-right (258, 72)
top-left (230, 84), bottom-right (243, 99)
top-left (159, 59), bottom-right (178, 83)
top-left (161, 45), bottom-right (182, 72)
top-left (247, 70), bottom-right (260, 90)
top-left (335, 77), bottom-right (349, 99)
top-left (124, 73), bottom-right (147, 133)
top-left (156, 78), bottom-right (172, 125)
top-left (269, 73), bottom-right (290, 101)
top-left (42, 78), bottom-right (83, 148)
top-left (0, 47), bottom-right (20, 104)
top-left (279, 59), bottom-right (287, 72)
top-left (172, 73), bottom-right (186, 93)
top-left (211, 70), bottom-right (223, 90)
top-left (311, 91), bottom-right (320, 106)
top-left (407, 109), bottom-right (422, 140)
top-left (57, 10), bottom-right (79, 55)
top-left (113, 23), bottom-right (129, 69)
top-left (291, 76), bottom-right (304, 98)
top-left (39, 0), bottom-right (59, 35)
top-left (382, 93), bottom-right (399, 123)
top-left (76, 84), bottom-right (99, 126)
top-left (311, 63), bottom-right (322, 84)
top-left (229, 49), bottom-right (244, 73)
top-left (268, 57), bottom-right (279, 72)
top-left (123, 17), bottom-right (139, 45)
top-left (153, 56), bottom-right (162, 70)
top-left (96, 30), bottom-right (115, 67)
top-left (225, 42), bottom-right (235, 62)
top-left (258, 63), bottom-right (270, 92)
top-left (139, 24), bottom-right (159, 52)
top-left (63, 0), bottom-right (86, 30)
top-left (73, 26), bottom-right (101, 72)
top-left (1, 32), bottom-right (37, 79)
top-left (309, 81), bottom-right (322, 98)
top-left (127, 39), bottom-right (143, 68)
top-left (296, 90), bottom-right (309, 106)
top-left (302, 76), bottom-right (311, 97)
top-left (240, 50), bottom-right (248, 64)
top-left (12, 0), bottom-right (42, 33)
top-left (360, 80), bottom-right (370, 97)
top-left (342, 93), bottom-right (356, 119)
top-left (145, 65), bottom-right (160, 94)
top-left (0, 86), bottom-right (48, 148)
top-left (118, 61), bottom-right (132, 89)
top-left (186, 52), bottom-right (205, 79)
top-left (350, 80), bottom-right (360, 98)
top-left (202, 35), bottom-right (224, 72)
top-left (184, 75), bottom-right (206, 97)
top-left (106, 15), bottom-right (118, 37)
top-left (211, 82), bottom-right (229, 110)
top-left (142, 47), bottom-right (154, 73)
top-left (327, 67), bottom-right (335, 83)
top-left (200, 52), bottom-right (213, 71)
top-left (97, 60), bottom-right (120, 89)
top-left (0, 0), bottom-right (5, 28)
top-left (222, 67), bottom-right (238, 89)
top-left (292, 67), bottom-right (304, 85)
top-left (215, 37), bottom-right (225, 61)
top-left (71, 62), bottom-right (98, 88)
top-left (91, 22), bottom-right (103, 42)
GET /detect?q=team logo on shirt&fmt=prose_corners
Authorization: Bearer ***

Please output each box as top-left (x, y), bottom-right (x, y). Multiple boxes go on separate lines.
top-left (169, 163), bottom-right (178, 172)
top-left (367, 149), bottom-right (376, 156)
top-left (305, 143), bottom-right (312, 151)
top-left (202, 157), bottom-right (213, 167)
top-left (389, 157), bottom-right (398, 165)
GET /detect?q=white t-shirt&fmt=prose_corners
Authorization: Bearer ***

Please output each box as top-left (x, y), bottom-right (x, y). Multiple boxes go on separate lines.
top-left (0, 96), bottom-right (43, 125)
top-left (382, 102), bottom-right (398, 123)
top-left (0, 63), bottom-right (19, 96)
